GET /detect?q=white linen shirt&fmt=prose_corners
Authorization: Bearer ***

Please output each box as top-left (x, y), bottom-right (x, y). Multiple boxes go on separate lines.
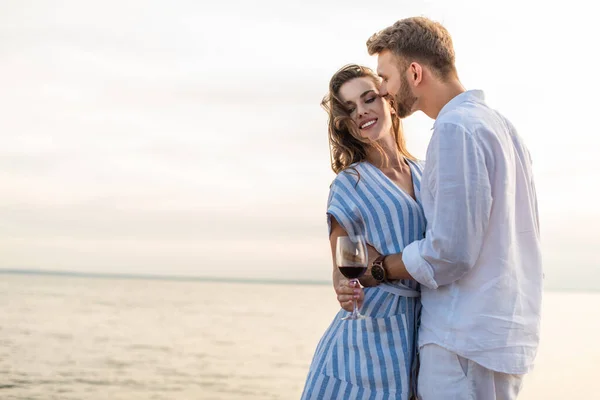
top-left (402, 90), bottom-right (543, 374)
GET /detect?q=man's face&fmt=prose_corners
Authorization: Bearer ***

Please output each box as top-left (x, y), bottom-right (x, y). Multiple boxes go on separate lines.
top-left (377, 50), bottom-right (417, 118)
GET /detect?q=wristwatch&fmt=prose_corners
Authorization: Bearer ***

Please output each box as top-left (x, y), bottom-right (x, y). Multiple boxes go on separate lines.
top-left (370, 255), bottom-right (388, 283)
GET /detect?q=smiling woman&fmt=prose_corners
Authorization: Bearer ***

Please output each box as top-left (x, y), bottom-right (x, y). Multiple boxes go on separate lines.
top-left (339, 82), bottom-right (389, 141)
top-left (300, 64), bottom-right (425, 399)
top-left (322, 64), bottom-right (415, 174)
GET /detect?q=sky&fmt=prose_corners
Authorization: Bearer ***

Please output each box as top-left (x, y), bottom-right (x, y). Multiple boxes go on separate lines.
top-left (1, 0), bottom-right (598, 290)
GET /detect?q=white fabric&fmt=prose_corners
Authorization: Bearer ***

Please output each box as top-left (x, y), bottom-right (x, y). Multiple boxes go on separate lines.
top-left (418, 344), bottom-right (524, 400)
top-left (402, 90), bottom-right (543, 374)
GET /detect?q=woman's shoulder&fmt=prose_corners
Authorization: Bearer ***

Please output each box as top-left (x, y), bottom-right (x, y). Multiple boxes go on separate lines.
top-left (330, 162), bottom-right (367, 187)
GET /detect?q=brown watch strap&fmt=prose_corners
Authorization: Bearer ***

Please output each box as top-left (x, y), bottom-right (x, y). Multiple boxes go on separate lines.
top-left (373, 255), bottom-right (387, 268)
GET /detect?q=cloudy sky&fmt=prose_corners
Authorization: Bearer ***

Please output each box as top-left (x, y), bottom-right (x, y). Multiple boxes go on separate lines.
top-left (1, 0), bottom-right (598, 290)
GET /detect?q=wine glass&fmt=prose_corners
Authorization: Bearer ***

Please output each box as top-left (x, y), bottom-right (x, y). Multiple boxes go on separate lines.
top-left (336, 235), bottom-right (367, 320)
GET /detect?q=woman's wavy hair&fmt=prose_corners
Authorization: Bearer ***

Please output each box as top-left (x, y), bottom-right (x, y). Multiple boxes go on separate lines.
top-left (321, 64), bottom-right (415, 174)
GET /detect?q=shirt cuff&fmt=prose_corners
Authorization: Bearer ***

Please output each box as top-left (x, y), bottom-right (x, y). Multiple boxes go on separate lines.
top-left (402, 241), bottom-right (439, 290)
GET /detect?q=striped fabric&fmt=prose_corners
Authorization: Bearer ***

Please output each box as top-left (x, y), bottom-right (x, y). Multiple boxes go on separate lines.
top-left (301, 160), bottom-right (426, 400)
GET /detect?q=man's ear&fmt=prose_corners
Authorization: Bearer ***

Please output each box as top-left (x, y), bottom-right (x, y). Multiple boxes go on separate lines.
top-left (409, 62), bottom-right (423, 86)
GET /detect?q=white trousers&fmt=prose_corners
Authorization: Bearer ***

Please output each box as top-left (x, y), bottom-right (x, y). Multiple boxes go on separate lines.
top-left (417, 344), bottom-right (524, 400)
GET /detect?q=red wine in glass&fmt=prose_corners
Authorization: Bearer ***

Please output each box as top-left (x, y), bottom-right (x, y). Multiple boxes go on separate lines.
top-left (338, 266), bottom-right (368, 279)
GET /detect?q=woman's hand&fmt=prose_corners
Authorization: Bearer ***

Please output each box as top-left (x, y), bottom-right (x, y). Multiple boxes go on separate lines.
top-left (328, 217), bottom-right (368, 311)
top-left (335, 278), bottom-right (364, 312)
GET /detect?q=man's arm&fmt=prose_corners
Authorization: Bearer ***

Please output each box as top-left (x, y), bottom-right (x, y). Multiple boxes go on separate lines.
top-left (401, 123), bottom-right (493, 289)
top-left (361, 246), bottom-right (413, 284)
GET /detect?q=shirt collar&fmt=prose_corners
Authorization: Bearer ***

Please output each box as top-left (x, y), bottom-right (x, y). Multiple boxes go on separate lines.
top-left (432, 90), bottom-right (485, 129)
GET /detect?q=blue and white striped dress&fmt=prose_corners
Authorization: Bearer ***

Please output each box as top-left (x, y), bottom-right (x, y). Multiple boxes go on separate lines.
top-left (301, 160), bottom-right (426, 400)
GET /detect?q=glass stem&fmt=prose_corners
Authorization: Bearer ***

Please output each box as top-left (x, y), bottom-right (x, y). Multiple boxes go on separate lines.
top-left (351, 279), bottom-right (359, 317)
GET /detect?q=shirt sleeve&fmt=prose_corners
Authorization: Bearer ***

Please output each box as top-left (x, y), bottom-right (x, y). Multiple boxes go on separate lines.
top-left (402, 123), bottom-right (493, 289)
top-left (326, 176), bottom-right (364, 238)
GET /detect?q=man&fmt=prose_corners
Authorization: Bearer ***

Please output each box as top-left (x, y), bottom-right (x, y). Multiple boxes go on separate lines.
top-left (338, 17), bottom-right (542, 399)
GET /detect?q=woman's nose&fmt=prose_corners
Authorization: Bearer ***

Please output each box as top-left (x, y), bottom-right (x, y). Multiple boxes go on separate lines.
top-left (357, 105), bottom-right (368, 117)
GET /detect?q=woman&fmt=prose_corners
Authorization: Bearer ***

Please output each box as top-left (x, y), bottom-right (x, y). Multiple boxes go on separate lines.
top-left (301, 65), bottom-right (426, 399)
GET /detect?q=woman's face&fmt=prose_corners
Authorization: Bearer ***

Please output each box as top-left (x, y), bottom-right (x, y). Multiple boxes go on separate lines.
top-left (338, 76), bottom-right (393, 142)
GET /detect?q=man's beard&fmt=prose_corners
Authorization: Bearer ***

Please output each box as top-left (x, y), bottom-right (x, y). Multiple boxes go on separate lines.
top-left (393, 75), bottom-right (418, 118)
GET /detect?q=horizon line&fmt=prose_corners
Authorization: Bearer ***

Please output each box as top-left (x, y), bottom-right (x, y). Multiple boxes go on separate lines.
top-left (0, 268), bottom-right (331, 286)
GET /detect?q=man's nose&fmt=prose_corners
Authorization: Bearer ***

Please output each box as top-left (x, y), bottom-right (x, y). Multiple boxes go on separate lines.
top-left (379, 83), bottom-right (389, 97)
